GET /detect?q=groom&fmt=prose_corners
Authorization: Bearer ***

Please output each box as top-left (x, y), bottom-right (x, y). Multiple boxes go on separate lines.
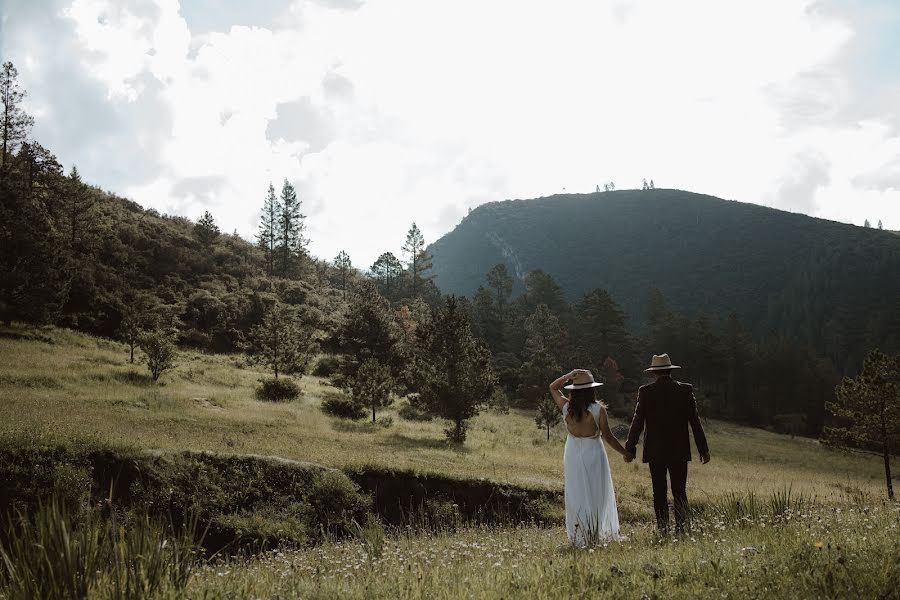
top-left (624, 354), bottom-right (710, 533)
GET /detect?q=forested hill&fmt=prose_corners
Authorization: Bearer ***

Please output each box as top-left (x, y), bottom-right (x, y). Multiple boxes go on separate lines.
top-left (429, 189), bottom-right (900, 372)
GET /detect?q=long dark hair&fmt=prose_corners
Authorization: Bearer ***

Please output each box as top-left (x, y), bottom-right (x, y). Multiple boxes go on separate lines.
top-left (567, 387), bottom-right (597, 421)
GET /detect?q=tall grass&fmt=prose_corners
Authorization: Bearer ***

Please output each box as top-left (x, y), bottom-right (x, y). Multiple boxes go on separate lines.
top-left (0, 500), bottom-right (204, 600)
top-left (703, 486), bottom-right (815, 526)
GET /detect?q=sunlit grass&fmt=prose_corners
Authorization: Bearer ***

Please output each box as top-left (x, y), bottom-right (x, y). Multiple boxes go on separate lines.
top-left (0, 324), bottom-right (890, 514)
top-left (185, 504), bottom-right (900, 599)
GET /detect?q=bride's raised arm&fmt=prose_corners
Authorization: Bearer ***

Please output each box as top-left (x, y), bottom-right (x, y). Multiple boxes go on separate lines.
top-left (549, 369), bottom-right (578, 410)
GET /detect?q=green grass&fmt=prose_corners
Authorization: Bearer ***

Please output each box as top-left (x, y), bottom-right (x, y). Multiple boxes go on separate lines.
top-left (0, 324), bottom-right (889, 511)
top-left (185, 505), bottom-right (900, 599)
top-left (1, 323), bottom-right (899, 598)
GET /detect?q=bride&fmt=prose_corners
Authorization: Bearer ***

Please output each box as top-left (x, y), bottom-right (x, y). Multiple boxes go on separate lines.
top-left (550, 368), bottom-right (629, 545)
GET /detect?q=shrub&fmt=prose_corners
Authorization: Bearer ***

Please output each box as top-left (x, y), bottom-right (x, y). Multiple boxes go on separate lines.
top-left (307, 471), bottom-right (370, 537)
top-left (138, 330), bottom-right (178, 382)
top-left (312, 355), bottom-right (341, 378)
top-left (321, 391), bottom-right (366, 419)
top-left (398, 399), bottom-right (432, 422)
top-left (255, 377), bottom-right (302, 402)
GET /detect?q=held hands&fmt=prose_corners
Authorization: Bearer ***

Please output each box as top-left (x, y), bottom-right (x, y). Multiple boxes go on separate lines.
top-left (623, 450), bottom-right (635, 463)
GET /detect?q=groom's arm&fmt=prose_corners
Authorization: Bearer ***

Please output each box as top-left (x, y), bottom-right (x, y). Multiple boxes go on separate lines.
top-left (624, 388), bottom-right (646, 458)
top-left (687, 385), bottom-right (710, 462)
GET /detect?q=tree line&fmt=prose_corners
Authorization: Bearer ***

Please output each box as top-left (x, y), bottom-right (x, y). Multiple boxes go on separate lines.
top-left (1, 59), bottom-right (895, 462)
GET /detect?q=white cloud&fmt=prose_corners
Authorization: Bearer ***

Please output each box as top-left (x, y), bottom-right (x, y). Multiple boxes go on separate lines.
top-left (3, 0), bottom-right (899, 269)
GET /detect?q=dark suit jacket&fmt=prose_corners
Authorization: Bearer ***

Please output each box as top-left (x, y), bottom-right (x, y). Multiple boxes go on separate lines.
top-left (625, 376), bottom-right (709, 464)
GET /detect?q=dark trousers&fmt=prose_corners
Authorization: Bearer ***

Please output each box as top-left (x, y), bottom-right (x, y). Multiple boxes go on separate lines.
top-left (649, 461), bottom-right (689, 532)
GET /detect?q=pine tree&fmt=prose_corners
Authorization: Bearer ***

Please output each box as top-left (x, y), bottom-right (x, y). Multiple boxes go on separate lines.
top-left (334, 250), bottom-right (352, 296)
top-left (826, 350), bottom-right (899, 500)
top-left (522, 270), bottom-right (566, 315)
top-left (535, 394), bottom-right (559, 440)
top-left (277, 179), bottom-right (306, 276)
top-left (418, 296), bottom-right (496, 443)
top-left (650, 179), bottom-right (655, 189)
top-left (485, 263), bottom-right (514, 313)
top-left (337, 280), bottom-right (399, 383)
top-left (194, 210), bottom-right (220, 247)
top-left (370, 252), bottom-right (403, 298)
top-left (401, 223), bottom-right (434, 298)
top-left (642, 178), bottom-right (649, 190)
top-left (65, 166), bottom-right (95, 252)
top-left (864, 219), bottom-right (871, 228)
top-left (256, 183), bottom-right (280, 277)
top-left (878, 220), bottom-right (883, 230)
top-left (517, 304), bottom-right (566, 407)
top-left (246, 302), bottom-right (317, 378)
top-left (574, 288), bottom-right (630, 368)
top-left (351, 358), bottom-right (393, 423)
top-left (1, 62), bottom-right (34, 184)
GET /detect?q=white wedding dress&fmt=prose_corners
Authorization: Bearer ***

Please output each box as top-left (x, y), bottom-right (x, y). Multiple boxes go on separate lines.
top-left (562, 401), bottom-right (620, 545)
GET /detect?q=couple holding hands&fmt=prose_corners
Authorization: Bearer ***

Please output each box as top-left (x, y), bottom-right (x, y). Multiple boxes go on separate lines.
top-left (549, 354), bottom-right (710, 545)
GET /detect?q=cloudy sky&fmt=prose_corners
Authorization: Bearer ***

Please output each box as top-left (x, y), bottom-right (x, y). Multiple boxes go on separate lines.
top-left (3, 0), bottom-right (899, 268)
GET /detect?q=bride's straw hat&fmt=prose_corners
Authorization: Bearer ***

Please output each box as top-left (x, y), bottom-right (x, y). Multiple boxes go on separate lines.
top-left (644, 353), bottom-right (681, 372)
top-left (564, 371), bottom-right (604, 390)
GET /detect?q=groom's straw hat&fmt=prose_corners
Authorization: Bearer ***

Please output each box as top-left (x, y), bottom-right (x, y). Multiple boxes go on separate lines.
top-left (644, 353), bottom-right (681, 372)
top-left (564, 371), bottom-right (604, 390)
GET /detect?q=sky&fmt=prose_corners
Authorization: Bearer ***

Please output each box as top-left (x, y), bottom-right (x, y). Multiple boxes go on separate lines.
top-left (2, 0), bottom-right (900, 268)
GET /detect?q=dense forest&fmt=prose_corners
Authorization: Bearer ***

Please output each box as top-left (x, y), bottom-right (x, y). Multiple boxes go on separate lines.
top-left (1, 60), bottom-right (894, 438)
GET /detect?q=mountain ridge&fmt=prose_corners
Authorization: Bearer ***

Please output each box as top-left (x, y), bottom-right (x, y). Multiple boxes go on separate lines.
top-left (428, 189), bottom-right (900, 371)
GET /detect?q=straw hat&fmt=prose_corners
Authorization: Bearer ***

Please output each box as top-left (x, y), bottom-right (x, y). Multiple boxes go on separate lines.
top-left (644, 353), bottom-right (681, 372)
top-left (563, 370), bottom-right (604, 390)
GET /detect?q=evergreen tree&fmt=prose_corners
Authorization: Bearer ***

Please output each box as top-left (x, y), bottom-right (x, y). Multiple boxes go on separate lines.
top-left (485, 263), bottom-right (514, 313)
top-left (574, 288), bottom-right (630, 368)
top-left (0, 144), bottom-right (69, 325)
top-left (864, 219), bottom-right (871, 228)
top-left (1, 62), bottom-right (34, 183)
top-left (401, 223), bottom-right (433, 298)
top-left (337, 280), bottom-right (399, 383)
top-left (878, 219), bottom-right (883, 230)
top-left (351, 358), bottom-right (393, 423)
top-left (535, 394), bottom-right (559, 441)
top-left (642, 178), bottom-right (649, 190)
top-left (418, 296), bottom-right (496, 443)
top-left (64, 166), bottom-right (95, 252)
top-left (471, 286), bottom-right (503, 352)
top-left (277, 179), bottom-right (306, 276)
top-left (370, 252), bottom-right (403, 299)
top-left (246, 301), bottom-right (317, 378)
top-left (517, 304), bottom-right (566, 406)
top-left (826, 349), bottom-right (899, 499)
top-left (256, 183), bottom-right (280, 277)
top-left (521, 270), bottom-right (567, 316)
top-left (334, 250), bottom-right (352, 296)
top-left (194, 210), bottom-right (220, 247)
top-left (650, 179), bottom-right (655, 189)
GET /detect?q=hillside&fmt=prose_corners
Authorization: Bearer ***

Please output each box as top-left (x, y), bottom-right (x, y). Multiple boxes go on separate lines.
top-left (0, 324), bottom-right (889, 505)
top-left (429, 189), bottom-right (900, 371)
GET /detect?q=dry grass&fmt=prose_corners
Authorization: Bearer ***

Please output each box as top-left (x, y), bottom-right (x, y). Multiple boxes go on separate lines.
top-left (0, 324), bottom-right (890, 513)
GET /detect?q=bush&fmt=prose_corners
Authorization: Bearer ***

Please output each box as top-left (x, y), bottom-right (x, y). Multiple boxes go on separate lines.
top-left (312, 355), bottom-right (341, 378)
top-left (138, 330), bottom-right (178, 382)
top-left (398, 400), bottom-right (432, 422)
top-left (321, 391), bottom-right (366, 419)
top-left (307, 470), bottom-right (370, 537)
top-left (255, 377), bottom-right (301, 402)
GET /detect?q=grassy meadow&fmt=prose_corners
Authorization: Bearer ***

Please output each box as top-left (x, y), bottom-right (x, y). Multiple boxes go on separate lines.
top-left (1, 323), bottom-right (898, 599)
